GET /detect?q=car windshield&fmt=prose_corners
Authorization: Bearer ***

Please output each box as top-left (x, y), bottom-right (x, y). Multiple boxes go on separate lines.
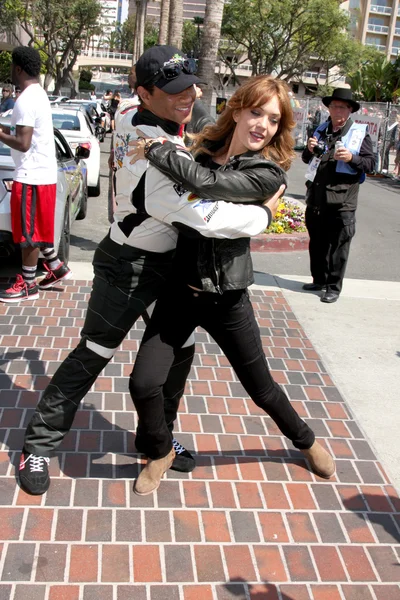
top-left (52, 113), bottom-right (80, 131)
top-left (0, 139), bottom-right (11, 156)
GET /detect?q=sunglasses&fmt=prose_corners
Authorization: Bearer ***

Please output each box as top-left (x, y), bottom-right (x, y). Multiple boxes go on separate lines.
top-left (145, 57), bottom-right (197, 86)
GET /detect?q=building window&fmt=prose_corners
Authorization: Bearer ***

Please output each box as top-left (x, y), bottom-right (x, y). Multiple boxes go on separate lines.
top-left (368, 16), bottom-right (386, 25)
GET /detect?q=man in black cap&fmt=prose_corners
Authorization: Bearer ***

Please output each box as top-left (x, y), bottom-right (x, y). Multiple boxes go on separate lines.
top-left (18, 45), bottom-right (281, 496)
top-left (301, 88), bottom-right (375, 303)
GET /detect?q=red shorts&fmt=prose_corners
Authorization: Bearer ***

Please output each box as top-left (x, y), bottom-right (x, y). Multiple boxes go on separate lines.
top-left (11, 182), bottom-right (57, 248)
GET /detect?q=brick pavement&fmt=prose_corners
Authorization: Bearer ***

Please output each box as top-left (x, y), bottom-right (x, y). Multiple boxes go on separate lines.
top-left (0, 280), bottom-right (399, 600)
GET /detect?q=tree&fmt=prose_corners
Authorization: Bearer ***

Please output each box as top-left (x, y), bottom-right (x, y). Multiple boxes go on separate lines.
top-left (132, 0), bottom-right (148, 63)
top-left (120, 14), bottom-right (136, 54)
top-left (221, 0), bottom-right (351, 80)
top-left (0, 52), bottom-right (12, 83)
top-left (79, 69), bottom-right (95, 91)
top-left (168, 0), bottom-right (183, 48)
top-left (182, 17), bottom-right (203, 57)
top-left (349, 53), bottom-right (400, 102)
top-left (144, 21), bottom-right (160, 51)
top-left (158, 0), bottom-right (170, 45)
top-left (0, 0), bottom-right (102, 94)
top-left (197, 0), bottom-right (225, 108)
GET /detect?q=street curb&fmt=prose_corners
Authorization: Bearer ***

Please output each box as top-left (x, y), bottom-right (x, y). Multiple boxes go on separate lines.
top-left (250, 232), bottom-right (309, 252)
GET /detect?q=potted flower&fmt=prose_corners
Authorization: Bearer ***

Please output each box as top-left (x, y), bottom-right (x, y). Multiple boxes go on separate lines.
top-left (266, 197), bottom-right (307, 234)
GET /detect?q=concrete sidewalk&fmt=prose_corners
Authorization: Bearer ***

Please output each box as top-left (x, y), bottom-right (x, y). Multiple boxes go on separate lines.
top-left (253, 272), bottom-right (400, 495)
top-left (0, 265), bottom-right (399, 599)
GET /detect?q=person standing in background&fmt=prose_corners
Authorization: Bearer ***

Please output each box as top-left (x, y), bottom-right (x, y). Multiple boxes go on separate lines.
top-left (302, 88), bottom-right (374, 303)
top-left (0, 46), bottom-right (72, 303)
top-left (0, 83), bottom-right (15, 114)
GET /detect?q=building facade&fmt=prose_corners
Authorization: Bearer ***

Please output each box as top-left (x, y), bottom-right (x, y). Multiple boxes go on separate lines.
top-left (90, 0), bottom-right (119, 50)
top-left (128, 0), bottom-right (207, 21)
top-left (342, 0), bottom-right (400, 59)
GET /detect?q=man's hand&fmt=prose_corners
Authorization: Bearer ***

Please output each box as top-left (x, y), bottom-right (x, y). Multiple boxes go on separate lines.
top-left (307, 136), bottom-right (318, 153)
top-left (334, 147), bottom-right (353, 162)
top-left (263, 184), bottom-right (286, 219)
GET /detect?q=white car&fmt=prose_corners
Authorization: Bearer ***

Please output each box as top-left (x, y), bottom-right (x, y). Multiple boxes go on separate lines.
top-left (63, 99), bottom-right (111, 133)
top-left (51, 106), bottom-right (101, 196)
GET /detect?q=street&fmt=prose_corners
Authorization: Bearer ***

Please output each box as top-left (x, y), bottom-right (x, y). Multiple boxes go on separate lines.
top-left (69, 137), bottom-right (400, 283)
top-left (68, 138), bottom-right (111, 263)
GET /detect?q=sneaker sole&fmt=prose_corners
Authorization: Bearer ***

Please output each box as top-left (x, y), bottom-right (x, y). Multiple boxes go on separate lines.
top-left (38, 270), bottom-right (73, 289)
top-left (0, 292), bottom-right (39, 303)
top-left (18, 475), bottom-right (50, 495)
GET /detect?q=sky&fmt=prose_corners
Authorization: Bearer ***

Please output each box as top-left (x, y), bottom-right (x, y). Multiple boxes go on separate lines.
top-left (121, 0), bottom-right (129, 22)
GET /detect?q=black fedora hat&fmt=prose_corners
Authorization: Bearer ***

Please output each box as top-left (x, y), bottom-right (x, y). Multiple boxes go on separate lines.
top-left (322, 88), bottom-right (360, 113)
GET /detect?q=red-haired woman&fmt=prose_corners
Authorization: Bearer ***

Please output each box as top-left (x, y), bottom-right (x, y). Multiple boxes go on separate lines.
top-left (128, 75), bottom-right (335, 495)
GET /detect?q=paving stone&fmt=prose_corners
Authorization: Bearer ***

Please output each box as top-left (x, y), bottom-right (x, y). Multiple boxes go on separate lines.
top-left (1, 283), bottom-right (399, 593)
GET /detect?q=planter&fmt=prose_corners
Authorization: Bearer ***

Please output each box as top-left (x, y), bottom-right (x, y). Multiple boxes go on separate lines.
top-left (251, 231), bottom-right (309, 252)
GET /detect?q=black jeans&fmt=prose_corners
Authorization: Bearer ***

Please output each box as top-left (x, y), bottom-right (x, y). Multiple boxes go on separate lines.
top-left (305, 207), bottom-right (356, 293)
top-left (24, 235), bottom-right (194, 457)
top-left (130, 283), bottom-right (315, 460)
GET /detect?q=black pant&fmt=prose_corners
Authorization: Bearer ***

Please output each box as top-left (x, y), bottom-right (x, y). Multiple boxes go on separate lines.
top-left (24, 235), bottom-right (194, 457)
top-left (305, 207), bottom-right (356, 294)
top-left (130, 283), bottom-right (315, 460)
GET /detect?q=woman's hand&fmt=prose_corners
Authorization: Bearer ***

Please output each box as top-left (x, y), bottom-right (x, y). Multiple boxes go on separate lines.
top-left (127, 138), bottom-right (148, 163)
top-left (127, 132), bottom-right (167, 164)
top-left (263, 184), bottom-right (286, 219)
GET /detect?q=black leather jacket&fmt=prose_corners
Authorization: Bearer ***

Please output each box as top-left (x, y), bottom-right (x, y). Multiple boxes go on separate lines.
top-left (145, 142), bottom-right (288, 293)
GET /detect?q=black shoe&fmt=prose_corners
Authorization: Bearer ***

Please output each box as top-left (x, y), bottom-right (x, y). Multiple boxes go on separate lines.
top-left (321, 290), bottom-right (340, 303)
top-left (0, 275), bottom-right (39, 303)
top-left (38, 262), bottom-right (72, 289)
top-left (302, 282), bottom-right (325, 291)
top-left (171, 438), bottom-right (196, 473)
top-left (18, 450), bottom-right (50, 495)
top-left (135, 436), bottom-right (196, 473)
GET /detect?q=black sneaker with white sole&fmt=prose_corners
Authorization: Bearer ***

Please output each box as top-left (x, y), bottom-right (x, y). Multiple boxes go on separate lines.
top-left (19, 450), bottom-right (50, 495)
top-left (0, 275), bottom-right (39, 303)
top-left (38, 262), bottom-right (72, 289)
top-left (135, 435), bottom-right (196, 473)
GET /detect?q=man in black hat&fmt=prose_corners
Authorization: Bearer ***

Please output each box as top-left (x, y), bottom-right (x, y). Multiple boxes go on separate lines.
top-left (301, 88), bottom-right (375, 303)
top-left (18, 44), bottom-right (281, 496)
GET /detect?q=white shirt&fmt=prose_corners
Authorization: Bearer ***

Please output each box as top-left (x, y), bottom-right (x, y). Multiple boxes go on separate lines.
top-left (11, 83), bottom-right (57, 185)
top-left (110, 102), bottom-right (270, 252)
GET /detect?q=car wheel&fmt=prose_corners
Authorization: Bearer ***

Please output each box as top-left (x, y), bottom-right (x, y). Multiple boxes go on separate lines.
top-left (88, 175), bottom-right (101, 197)
top-left (76, 177), bottom-right (88, 220)
top-left (58, 201), bottom-right (71, 265)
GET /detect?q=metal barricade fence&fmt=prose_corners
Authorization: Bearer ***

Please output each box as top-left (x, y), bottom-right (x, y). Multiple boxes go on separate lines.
top-left (295, 97), bottom-right (400, 176)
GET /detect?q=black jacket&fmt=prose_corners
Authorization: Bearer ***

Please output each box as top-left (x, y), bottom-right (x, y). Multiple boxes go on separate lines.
top-left (302, 118), bottom-right (375, 212)
top-left (145, 142), bottom-right (288, 293)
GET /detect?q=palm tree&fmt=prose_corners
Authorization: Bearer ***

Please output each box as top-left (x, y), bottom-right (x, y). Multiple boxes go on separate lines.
top-left (197, 0), bottom-right (224, 108)
top-left (168, 0), bottom-right (183, 48)
top-left (158, 0), bottom-right (170, 45)
top-left (133, 0), bottom-right (148, 63)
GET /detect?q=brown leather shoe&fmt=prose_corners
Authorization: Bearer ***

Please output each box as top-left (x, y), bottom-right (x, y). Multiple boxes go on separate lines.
top-left (134, 447), bottom-right (176, 496)
top-left (301, 441), bottom-right (335, 479)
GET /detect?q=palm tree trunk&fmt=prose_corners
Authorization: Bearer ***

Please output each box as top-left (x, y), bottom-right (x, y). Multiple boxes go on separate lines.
top-left (168, 0), bottom-right (183, 49)
top-left (158, 0), bottom-right (170, 45)
top-left (197, 0), bottom-right (224, 109)
top-left (133, 0), bottom-right (148, 63)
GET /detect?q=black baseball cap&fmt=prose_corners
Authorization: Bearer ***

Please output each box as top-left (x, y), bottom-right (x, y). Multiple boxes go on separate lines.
top-left (136, 45), bottom-right (202, 94)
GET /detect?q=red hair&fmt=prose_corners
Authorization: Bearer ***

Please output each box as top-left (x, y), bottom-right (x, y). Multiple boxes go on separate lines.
top-left (191, 75), bottom-right (296, 170)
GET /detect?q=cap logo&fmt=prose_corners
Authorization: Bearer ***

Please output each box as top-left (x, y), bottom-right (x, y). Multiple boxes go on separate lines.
top-left (164, 54), bottom-right (185, 66)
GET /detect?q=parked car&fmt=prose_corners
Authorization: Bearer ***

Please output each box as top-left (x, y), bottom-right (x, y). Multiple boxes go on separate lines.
top-left (51, 106), bottom-right (101, 196)
top-left (48, 95), bottom-right (70, 104)
top-left (0, 119), bottom-right (90, 265)
top-left (63, 99), bottom-right (111, 133)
